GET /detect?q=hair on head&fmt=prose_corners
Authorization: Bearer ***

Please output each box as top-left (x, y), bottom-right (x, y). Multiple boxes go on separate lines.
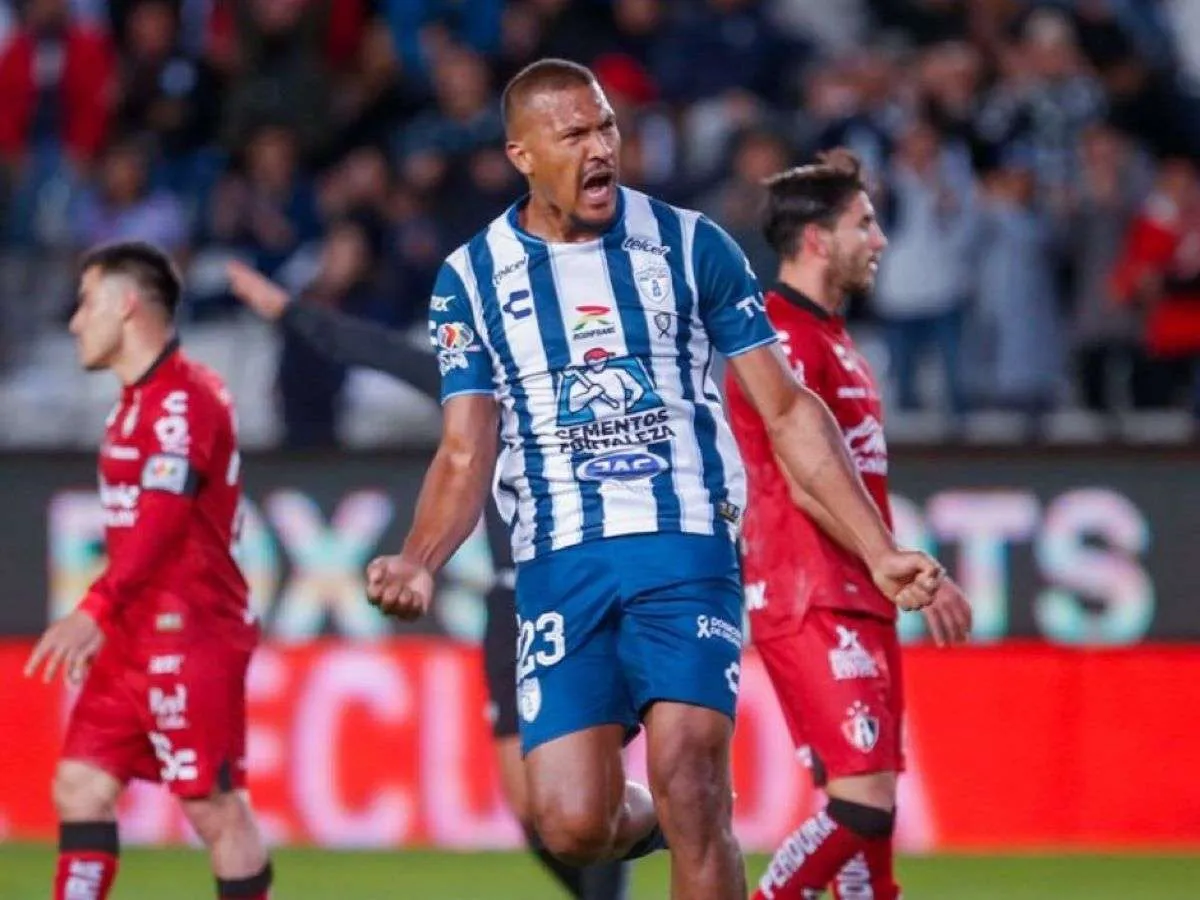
top-left (761, 148), bottom-right (868, 257)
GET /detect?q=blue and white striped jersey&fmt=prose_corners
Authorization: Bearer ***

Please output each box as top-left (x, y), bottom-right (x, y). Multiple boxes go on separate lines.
top-left (429, 187), bottom-right (777, 563)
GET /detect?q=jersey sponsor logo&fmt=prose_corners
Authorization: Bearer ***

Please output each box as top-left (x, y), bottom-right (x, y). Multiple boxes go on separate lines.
top-left (553, 351), bottom-right (674, 453)
top-left (575, 449), bottom-right (668, 482)
top-left (154, 391), bottom-right (191, 455)
top-left (842, 701), bottom-right (880, 753)
top-left (736, 294), bottom-right (767, 319)
top-left (697, 614), bottom-right (743, 648)
top-left (491, 255), bottom-right (529, 286)
top-left (148, 654), bottom-right (184, 675)
top-left (571, 304), bottom-right (616, 342)
top-left (502, 288), bottom-right (532, 320)
top-left (99, 480), bottom-right (140, 527)
top-left (634, 260), bottom-right (672, 306)
top-left (429, 294), bottom-right (453, 312)
top-left (757, 811), bottom-right (837, 899)
top-left (843, 415), bottom-right (888, 476)
top-left (64, 859), bottom-right (105, 898)
top-left (148, 684), bottom-right (188, 731)
top-left (622, 235), bottom-right (670, 256)
top-left (744, 580), bottom-right (767, 611)
top-left (149, 731), bottom-right (198, 783)
top-left (141, 454), bottom-right (191, 495)
top-left (837, 386), bottom-right (870, 399)
top-left (718, 501), bottom-right (741, 525)
top-left (103, 442), bottom-right (140, 461)
top-left (828, 626), bottom-right (880, 680)
top-left (833, 342), bottom-right (865, 374)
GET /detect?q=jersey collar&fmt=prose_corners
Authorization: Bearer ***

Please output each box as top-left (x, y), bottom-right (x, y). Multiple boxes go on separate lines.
top-left (130, 335), bottom-right (181, 388)
top-left (770, 282), bottom-right (838, 322)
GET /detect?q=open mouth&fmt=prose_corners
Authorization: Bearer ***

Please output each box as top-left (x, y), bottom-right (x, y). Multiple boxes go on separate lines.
top-left (581, 170), bottom-right (615, 204)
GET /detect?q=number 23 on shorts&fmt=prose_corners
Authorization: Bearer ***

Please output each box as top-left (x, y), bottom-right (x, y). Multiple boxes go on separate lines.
top-left (516, 612), bottom-right (566, 680)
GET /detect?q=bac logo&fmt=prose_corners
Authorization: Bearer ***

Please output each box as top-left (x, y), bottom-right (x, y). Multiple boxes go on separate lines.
top-left (576, 449), bottom-right (668, 482)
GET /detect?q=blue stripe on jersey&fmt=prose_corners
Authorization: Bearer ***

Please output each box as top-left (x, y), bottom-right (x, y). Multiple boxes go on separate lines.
top-left (605, 215), bottom-right (682, 533)
top-left (466, 233), bottom-right (553, 545)
top-left (650, 199), bottom-right (725, 532)
top-left (520, 240), bottom-right (604, 549)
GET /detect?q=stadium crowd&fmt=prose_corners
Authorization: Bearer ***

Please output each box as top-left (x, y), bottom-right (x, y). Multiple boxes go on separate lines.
top-left (1, 0), bottom-right (1200, 446)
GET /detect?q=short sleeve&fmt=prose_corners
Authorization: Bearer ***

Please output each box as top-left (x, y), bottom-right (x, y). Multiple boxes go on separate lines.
top-left (139, 386), bottom-right (215, 496)
top-left (693, 215), bottom-right (777, 357)
top-left (428, 260), bottom-right (494, 403)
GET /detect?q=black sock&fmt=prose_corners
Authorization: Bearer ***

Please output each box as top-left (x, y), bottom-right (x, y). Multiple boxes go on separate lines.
top-left (215, 861), bottom-right (273, 898)
top-left (581, 859), bottom-right (631, 900)
top-left (59, 820), bottom-right (119, 855)
top-left (527, 829), bottom-right (586, 897)
top-left (827, 797), bottom-right (896, 839)
top-left (619, 822), bottom-right (668, 861)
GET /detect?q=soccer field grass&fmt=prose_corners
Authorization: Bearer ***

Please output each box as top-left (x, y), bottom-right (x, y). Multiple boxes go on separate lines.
top-left (2, 846), bottom-right (1197, 899)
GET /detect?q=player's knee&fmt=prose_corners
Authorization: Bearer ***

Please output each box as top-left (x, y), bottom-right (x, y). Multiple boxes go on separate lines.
top-left (649, 718), bottom-right (731, 828)
top-left (826, 771), bottom-right (897, 813)
top-left (181, 792), bottom-right (251, 848)
top-left (53, 762), bottom-right (120, 821)
top-left (532, 794), bottom-right (617, 866)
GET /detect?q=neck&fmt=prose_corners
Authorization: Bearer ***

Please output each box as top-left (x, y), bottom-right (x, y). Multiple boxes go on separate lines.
top-left (112, 327), bottom-right (175, 387)
top-left (519, 192), bottom-right (607, 244)
top-left (776, 259), bottom-right (846, 317)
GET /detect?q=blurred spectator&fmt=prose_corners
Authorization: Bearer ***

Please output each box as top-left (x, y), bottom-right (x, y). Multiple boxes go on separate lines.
top-left (698, 125), bottom-right (791, 283)
top-left (395, 43), bottom-right (503, 197)
top-left (872, 118), bottom-right (978, 416)
top-left (214, 0), bottom-right (367, 160)
top-left (1111, 157), bottom-right (1200, 413)
top-left (967, 146), bottom-right (1065, 416)
top-left (112, 0), bottom-right (222, 194)
top-left (278, 213), bottom-right (387, 448)
top-left (977, 8), bottom-right (1106, 198)
top-left (204, 123), bottom-right (322, 281)
top-left (1066, 124), bottom-right (1145, 413)
top-left (381, 0), bottom-right (504, 85)
top-left (71, 137), bottom-right (188, 257)
top-left (0, 0), bottom-right (116, 245)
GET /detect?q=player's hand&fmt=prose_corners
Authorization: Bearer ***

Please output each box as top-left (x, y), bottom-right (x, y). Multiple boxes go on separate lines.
top-left (870, 549), bottom-right (943, 612)
top-left (365, 554), bottom-right (435, 621)
top-left (24, 610), bottom-right (104, 686)
top-left (226, 260), bottom-right (290, 320)
top-left (922, 578), bottom-right (972, 647)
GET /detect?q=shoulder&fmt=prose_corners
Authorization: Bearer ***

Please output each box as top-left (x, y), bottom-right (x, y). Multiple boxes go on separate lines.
top-left (164, 355), bottom-right (233, 419)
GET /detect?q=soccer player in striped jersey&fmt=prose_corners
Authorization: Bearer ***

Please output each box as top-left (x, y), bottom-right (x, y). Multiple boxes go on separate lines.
top-left (364, 59), bottom-right (944, 899)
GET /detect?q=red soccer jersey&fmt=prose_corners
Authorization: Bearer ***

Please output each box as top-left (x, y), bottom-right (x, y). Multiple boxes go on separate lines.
top-left (726, 283), bottom-right (894, 642)
top-left (78, 340), bottom-right (256, 650)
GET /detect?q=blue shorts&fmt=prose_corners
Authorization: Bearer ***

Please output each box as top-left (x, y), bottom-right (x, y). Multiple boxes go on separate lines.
top-left (513, 532), bottom-right (744, 755)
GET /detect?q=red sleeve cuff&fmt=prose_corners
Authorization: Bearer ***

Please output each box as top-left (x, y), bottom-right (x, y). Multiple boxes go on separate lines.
top-left (78, 590), bottom-right (112, 627)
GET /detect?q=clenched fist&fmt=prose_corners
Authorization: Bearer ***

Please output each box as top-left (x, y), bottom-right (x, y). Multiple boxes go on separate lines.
top-left (870, 549), bottom-right (944, 612)
top-left (366, 554), bottom-right (435, 621)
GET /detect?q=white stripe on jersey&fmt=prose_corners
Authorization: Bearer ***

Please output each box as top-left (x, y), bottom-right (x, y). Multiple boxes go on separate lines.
top-left (622, 193), bottom-right (713, 535)
top-left (487, 218), bottom-right (585, 556)
top-left (679, 208), bottom-right (748, 529)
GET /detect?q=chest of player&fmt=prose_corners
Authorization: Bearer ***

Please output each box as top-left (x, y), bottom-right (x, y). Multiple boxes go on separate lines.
top-left (485, 240), bottom-right (689, 408)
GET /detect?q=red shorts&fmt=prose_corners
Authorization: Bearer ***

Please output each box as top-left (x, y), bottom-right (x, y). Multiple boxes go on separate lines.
top-left (62, 634), bottom-right (251, 799)
top-left (756, 608), bottom-right (904, 781)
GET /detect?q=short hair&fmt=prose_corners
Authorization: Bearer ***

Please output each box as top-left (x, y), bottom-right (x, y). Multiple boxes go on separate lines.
top-left (761, 148), bottom-right (869, 258)
top-left (80, 241), bottom-right (182, 317)
top-left (501, 58), bottom-right (597, 133)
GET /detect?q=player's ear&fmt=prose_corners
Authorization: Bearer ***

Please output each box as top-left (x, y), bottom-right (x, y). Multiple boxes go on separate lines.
top-left (801, 223), bottom-right (831, 260)
top-left (506, 138), bottom-right (533, 178)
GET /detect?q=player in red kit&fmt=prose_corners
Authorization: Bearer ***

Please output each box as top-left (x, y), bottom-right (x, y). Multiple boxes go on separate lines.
top-left (725, 151), bottom-right (973, 900)
top-left (24, 242), bottom-right (273, 900)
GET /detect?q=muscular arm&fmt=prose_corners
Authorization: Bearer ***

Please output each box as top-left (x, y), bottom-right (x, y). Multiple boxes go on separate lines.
top-left (399, 393), bottom-right (499, 573)
top-left (282, 303), bottom-right (442, 401)
top-left (729, 343), bottom-right (896, 566)
top-left (773, 450), bottom-right (863, 556)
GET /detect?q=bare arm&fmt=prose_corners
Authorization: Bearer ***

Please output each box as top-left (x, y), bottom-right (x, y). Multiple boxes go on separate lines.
top-left (773, 450), bottom-right (861, 556)
top-left (401, 393), bottom-right (498, 572)
top-left (730, 343), bottom-right (895, 565)
top-left (366, 393), bottom-right (499, 619)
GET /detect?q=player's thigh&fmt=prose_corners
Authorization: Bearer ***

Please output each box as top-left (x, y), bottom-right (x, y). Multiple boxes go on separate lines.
top-left (757, 609), bottom-right (902, 780)
top-left (141, 639), bottom-right (253, 800)
top-left (643, 701), bottom-right (735, 819)
top-left (514, 546), bottom-right (637, 756)
top-left (493, 735), bottom-right (532, 827)
top-left (524, 722), bottom-right (630, 833)
top-left (617, 534), bottom-right (744, 725)
top-left (60, 642), bottom-right (149, 790)
top-left (483, 585), bottom-right (521, 742)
